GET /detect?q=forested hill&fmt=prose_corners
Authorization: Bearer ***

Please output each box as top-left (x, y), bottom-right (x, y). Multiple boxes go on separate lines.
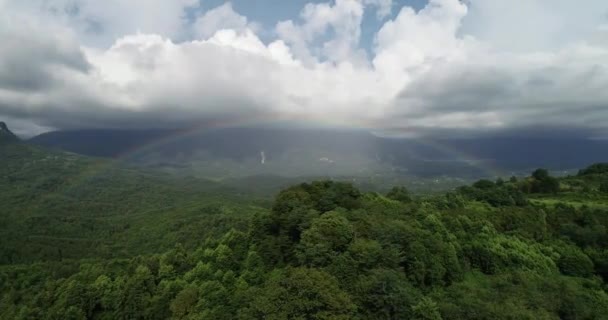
top-left (2, 137), bottom-right (608, 319)
top-left (0, 139), bottom-right (266, 264)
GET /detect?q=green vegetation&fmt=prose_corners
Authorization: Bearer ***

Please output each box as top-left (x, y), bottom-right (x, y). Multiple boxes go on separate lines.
top-left (578, 163), bottom-right (608, 176)
top-left (2, 142), bottom-right (608, 319)
top-left (0, 143), bottom-right (265, 264)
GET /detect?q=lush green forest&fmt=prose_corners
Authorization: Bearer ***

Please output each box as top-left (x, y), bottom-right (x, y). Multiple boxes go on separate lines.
top-left (2, 140), bottom-right (608, 319)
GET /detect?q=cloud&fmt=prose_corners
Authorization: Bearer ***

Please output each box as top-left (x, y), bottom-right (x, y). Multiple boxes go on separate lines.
top-left (193, 2), bottom-right (259, 39)
top-left (364, 0), bottom-right (393, 19)
top-left (4, 0), bottom-right (198, 46)
top-left (1, 0), bottom-right (608, 138)
top-left (0, 15), bottom-right (90, 91)
top-left (460, 0), bottom-right (608, 52)
top-left (276, 0), bottom-right (369, 65)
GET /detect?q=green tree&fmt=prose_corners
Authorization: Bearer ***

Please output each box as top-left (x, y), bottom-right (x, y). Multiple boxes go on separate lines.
top-left (540, 176), bottom-right (560, 193)
top-left (121, 265), bottom-right (155, 319)
top-left (240, 250), bottom-right (266, 285)
top-left (578, 163), bottom-right (608, 176)
top-left (356, 269), bottom-right (420, 319)
top-left (412, 297), bottom-right (442, 320)
top-left (247, 268), bottom-right (356, 319)
top-left (555, 244), bottom-right (594, 277)
top-left (473, 179), bottom-right (495, 189)
top-left (386, 186), bottom-right (412, 203)
top-left (599, 180), bottom-right (608, 193)
top-left (529, 168), bottom-right (560, 193)
top-left (170, 287), bottom-right (198, 319)
top-left (298, 211), bottom-right (354, 266)
top-left (532, 168), bottom-right (550, 181)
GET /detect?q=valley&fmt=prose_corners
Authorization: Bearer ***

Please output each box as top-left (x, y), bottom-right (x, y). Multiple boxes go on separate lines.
top-left (2, 124), bottom-right (608, 319)
top-left (2, 0), bottom-right (608, 318)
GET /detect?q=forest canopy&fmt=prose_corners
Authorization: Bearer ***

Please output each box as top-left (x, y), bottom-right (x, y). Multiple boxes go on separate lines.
top-left (2, 156), bottom-right (608, 319)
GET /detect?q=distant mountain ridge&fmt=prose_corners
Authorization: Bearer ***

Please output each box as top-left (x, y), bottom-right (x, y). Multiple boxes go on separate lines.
top-left (28, 128), bottom-right (175, 157)
top-left (28, 126), bottom-right (608, 178)
top-left (0, 121), bottom-right (18, 143)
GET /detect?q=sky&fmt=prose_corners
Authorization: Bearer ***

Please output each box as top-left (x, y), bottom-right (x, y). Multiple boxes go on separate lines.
top-left (0, 0), bottom-right (608, 138)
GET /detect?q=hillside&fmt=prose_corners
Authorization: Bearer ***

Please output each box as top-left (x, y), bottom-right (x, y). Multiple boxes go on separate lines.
top-left (30, 127), bottom-right (608, 179)
top-left (0, 138), bottom-right (265, 264)
top-left (0, 121), bottom-right (18, 144)
top-left (2, 134), bottom-right (608, 319)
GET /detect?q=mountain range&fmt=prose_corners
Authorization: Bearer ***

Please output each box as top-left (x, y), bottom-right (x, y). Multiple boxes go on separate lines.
top-left (26, 126), bottom-right (608, 179)
top-left (3, 121), bottom-right (608, 319)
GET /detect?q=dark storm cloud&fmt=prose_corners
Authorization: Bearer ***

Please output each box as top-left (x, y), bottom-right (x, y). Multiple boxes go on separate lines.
top-left (376, 123), bottom-right (605, 141)
top-left (396, 65), bottom-right (517, 117)
top-left (0, 19), bottom-right (90, 92)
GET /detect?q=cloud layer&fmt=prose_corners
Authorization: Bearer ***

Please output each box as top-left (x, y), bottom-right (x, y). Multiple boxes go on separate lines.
top-left (1, 0), bottom-right (608, 137)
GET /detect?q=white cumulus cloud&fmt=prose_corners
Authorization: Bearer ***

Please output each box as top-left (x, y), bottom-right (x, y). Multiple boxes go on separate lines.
top-left (193, 2), bottom-right (260, 39)
top-left (0, 0), bottom-right (608, 137)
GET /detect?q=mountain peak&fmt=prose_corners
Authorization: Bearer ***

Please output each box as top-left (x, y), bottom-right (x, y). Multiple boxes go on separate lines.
top-left (0, 121), bottom-right (19, 143)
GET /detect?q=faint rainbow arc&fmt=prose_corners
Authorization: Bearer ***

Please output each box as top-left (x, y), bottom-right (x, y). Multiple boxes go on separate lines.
top-left (55, 112), bottom-right (505, 194)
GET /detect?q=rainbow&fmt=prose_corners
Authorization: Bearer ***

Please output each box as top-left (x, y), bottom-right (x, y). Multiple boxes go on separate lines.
top-left (46, 112), bottom-right (505, 197)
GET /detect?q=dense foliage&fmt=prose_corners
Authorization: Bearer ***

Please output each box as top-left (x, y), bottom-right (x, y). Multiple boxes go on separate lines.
top-left (2, 142), bottom-right (608, 319)
top-left (0, 143), bottom-right (265, 264)
top-left (578, 163), bottom-right (608, 176)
